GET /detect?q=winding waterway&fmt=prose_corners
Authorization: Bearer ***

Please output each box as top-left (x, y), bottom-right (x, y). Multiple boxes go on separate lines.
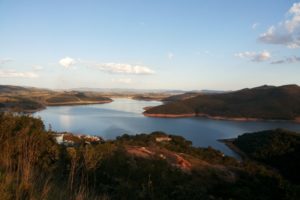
top-left (34, 98), bottom-right (300, 158)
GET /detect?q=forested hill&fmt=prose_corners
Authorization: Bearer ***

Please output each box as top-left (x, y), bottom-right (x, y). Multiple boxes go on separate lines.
top-left (233, 129), bottom-right (300, 184)
top-left (144, 84), bottom-right (300, 121)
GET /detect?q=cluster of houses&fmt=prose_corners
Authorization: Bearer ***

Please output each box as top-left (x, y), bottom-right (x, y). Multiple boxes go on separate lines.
top-left (54, 133), bottom-right (103, 146)
top-left (155, 136), bottom-right (172, 142)
top-left (54, 133), bottom-right (172, 146)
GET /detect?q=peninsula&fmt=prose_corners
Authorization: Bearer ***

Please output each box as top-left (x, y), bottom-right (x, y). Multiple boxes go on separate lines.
top-left (0, 85), bottom-right (112, 113)
top-left (144, 84), bottom-right (300, 123)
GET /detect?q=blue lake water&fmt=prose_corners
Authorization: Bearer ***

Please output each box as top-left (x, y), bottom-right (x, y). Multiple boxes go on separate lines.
top-left (34, 98), bottom-right (300, 158)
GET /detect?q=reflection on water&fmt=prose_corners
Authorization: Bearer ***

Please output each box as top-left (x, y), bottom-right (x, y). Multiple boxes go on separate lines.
top-left (58, 115), bottom-right (71, 130)
top-left (34, 98), bottom-right (300, 158)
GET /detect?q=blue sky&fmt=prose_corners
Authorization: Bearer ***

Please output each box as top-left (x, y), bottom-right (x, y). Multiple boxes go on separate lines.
top-left (0, 0), bottom-right (300, 90)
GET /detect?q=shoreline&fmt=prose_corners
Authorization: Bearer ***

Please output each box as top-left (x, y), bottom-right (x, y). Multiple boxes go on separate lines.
top-left (143, 113), bottom-right (196, 118)
top-left (144, 112), bottom-right (300, 123)
top-left (218, 139), bottom-right (248, 160)
top-left (46, 100), bottom-right (113, 106)
top-left (2, 100), bottom-right (113, 114)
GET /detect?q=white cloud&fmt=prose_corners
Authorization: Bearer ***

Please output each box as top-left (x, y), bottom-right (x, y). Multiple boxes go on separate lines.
top-left (252, 23), bottom-right (259, 29)
top-left (289, 2), bottom-right (300, 15)
top-left (33, 65), bottom-right (44, 71)
top-left (0, 69), bottom-right (38, 78)
top-left (235, 51), bottom-right (256, 59)
top-left (112, 78), bottom-right (132, 84)
top-left (0, 58), bottom-right (13, 65)
top-left (94, 63), bottom-right (155, 75)
top-left (234, 50), bottom-right (271, 62)
top-left (258, 2), bottom-right (300, 48)
top-left (167, 52), bottom-right (174, 60)
top-left (57, 57), bottom-right (155, 75)
top-left (59, 57), bottom-right (76, 68)
top-left (271, 56), bottom-right (300, 64)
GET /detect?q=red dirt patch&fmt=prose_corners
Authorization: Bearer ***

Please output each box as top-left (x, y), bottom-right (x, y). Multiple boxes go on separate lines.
top-left (125, 146), bottom-right (192, 171)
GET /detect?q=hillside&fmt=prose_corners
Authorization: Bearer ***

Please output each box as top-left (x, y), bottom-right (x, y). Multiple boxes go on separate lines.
top-left (233, 129), bottom-right (300, 184)
top-left (0, 85), bottom-right (52, 94)
top-left (44, 91), bottom-right (112, 106)
top-left (144, 84), bottom-right (300, 121)
top-left (0, 113), bottom-right (299, 200)
top-left (0, 85), bottom-right (112, 112)
top-left (162, 92), bottom-right (201, 102)
top-left (132, 93), bottom-right (172, 101)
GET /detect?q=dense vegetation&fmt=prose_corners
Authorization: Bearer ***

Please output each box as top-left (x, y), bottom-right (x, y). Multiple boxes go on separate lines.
top-left (145, 84), bottom-right (300, 120)
top-left (234, 129), bottom-right (300, 184)
top-left (0, 114), bottom-right (299, 199)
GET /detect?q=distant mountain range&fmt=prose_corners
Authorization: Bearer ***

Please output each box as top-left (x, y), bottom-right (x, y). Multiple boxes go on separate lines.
top-left (0, 84), bottom-right (230, 112)
top-left (4, 84), bottom-right (299, 122)
top-left (144, 84), bottom-right (300, 122)
top-left (72, 87), bottom-right (227, 95)
top-left (72, 87), bottom-right (186, 94)
top-left (0, 85), bottom-right (227, 96)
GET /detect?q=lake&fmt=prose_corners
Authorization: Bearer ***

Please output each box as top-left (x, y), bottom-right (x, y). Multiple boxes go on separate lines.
top-left (34, 98), bottom-right (300, 158)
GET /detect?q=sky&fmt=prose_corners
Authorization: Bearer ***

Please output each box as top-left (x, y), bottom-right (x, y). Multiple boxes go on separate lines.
top-left (0, 0), bottom-right (300, 90)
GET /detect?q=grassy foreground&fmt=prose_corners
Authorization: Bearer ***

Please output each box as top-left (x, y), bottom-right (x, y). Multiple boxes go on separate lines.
top-left (0, 113), bottom-right (299, 199)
